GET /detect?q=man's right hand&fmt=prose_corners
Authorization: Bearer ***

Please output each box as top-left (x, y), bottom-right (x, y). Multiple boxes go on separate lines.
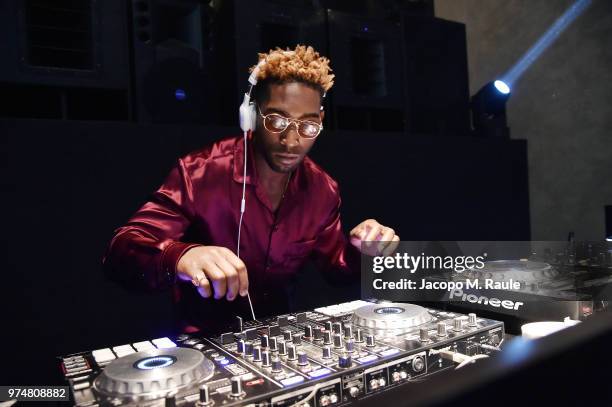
top-left (176, 246), bottom-right (248, 301)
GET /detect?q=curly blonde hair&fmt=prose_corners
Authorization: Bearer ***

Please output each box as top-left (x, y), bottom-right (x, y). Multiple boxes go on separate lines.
top-left (250, 45), bottom-right (334, 104)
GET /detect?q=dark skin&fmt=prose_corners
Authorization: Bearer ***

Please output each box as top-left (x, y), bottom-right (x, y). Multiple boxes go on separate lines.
top-left (253, 82), bottom-right (323, 211)
top-left (176, 81), bottom-right (400, 301)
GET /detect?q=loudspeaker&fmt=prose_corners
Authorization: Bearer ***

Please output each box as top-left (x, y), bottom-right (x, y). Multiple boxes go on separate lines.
top-left (326, 10), bottom-right (406, 132)
top-left (129, 0), bottom-right (213, 123)
top-left (402, 16), bottom-right (471, 136)
top-left (0, 0), bottom-right (130, 120)
top-left (212, 0), bottom-right (327, 125)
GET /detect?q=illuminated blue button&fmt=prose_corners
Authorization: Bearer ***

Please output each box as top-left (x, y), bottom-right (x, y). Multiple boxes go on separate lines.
top-left (219, 359), bottom-right (230, 365)
top-left (280, 376), bottom-right (305, 387)
top-left (358, 355), bottom-right (378, 363)
top-left (308, 368), bottom-right (331, 378)
top-left (380, 349), bottom-right (400, 357)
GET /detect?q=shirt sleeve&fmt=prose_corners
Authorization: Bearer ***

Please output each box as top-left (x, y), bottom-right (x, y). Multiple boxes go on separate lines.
top-left (311, 193), bottom-right (361, 280)
top-left (103, 158), bottom-right (201, 290)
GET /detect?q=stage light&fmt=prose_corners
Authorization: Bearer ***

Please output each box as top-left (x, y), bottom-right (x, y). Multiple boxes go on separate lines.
top-left (494, 80), bottom-right (510, 95)
top-left (470, 81), bottom-right (511, 137)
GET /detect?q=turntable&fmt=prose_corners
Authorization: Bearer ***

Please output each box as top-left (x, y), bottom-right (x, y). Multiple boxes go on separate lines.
top-left (351, 302), bottom-right (432, 332)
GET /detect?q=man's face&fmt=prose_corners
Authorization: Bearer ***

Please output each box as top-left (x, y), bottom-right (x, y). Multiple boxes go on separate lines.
top-left (254, 82), bottom-right (324, 173)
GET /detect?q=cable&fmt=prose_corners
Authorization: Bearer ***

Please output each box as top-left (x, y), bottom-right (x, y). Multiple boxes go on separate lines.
top-left (455, 354), bottom-right (489, 370)
top-left (238, 129), bottom-right (256, 321)
top-left (289, 384), bottom-right (321, 407)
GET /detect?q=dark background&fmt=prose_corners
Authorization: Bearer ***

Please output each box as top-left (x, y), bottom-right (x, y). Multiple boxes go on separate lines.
top-left (1, 0), bottom-right (608, 389)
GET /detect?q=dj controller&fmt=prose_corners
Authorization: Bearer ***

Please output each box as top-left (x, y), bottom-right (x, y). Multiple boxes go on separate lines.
top-left (58, 301), bottom-right (504, 406)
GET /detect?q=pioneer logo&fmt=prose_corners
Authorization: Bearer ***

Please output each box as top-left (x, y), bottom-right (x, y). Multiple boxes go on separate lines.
top-left (450, 289), bottom-right (524, 310)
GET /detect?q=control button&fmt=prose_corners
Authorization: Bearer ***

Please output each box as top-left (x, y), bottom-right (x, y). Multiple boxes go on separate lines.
top-left (165, 393), bottom-right (177, 407)
top-left (287, 344), bottom-right (297, 361)
top-left (345, 339), bottom-right (355, 353)
top-left (349, 386), bottom-right (360, 398)
top-left (92, 348), bottom-right (115, 364)
top-left (378, 378), bottom-right (386, 387)
top-left (319, 395), bottom-right (331, 406)
top-left (437, 322), bottom-right (448, 337)
top-left (296, 312), bottom-right (307, 323)
top-left (304, 325), bottom-right (313, 338)
top-left (332, 322), bottom-right (342, 334)
top-left (333, 334), bottom-right (343, 349)
top-left (355, 329), bottom-right (363, 343)
top-left (366, 334), bottom-right (375, 347)
top-left (322, 346), bottom-right (332, 359)
top-left (271, 357), bottom-right (282, 373)
top-left (112, 344), bottom-right (135, 357)
top-left (262, 350), bottom-right (271, 367)
top-left (278, 340), bottom-right (287, 356)
top-left (244, 342), bottom-right (254, 356)
top-left (323, 330), bottom-right (332, 345)
top-left (132, 341), bottom-right (155, 352)
top-left (419, 328), bottom-right (430, 342)
top-left (152, 337), bottom-right (176, 349)
top-left (297, 351), bottom-right (309, 366)
top-left (283, 331), bottom-right (293, 342)
top-left (369, 379), bottom-right (379, 390)
top-left (412, 356), bottom-right (425, 372)
top-left (468, 313), bottom-right (478, 326)
top-left (229, 376), bottom-right (245, 398)
top-left (292, 333), bottom-right (302, 345)
top-left (252, 346), bottom-right (262, 362)
top-left (261, 334), bottom-right (269, 348)
top-left (269, 336), bottom-right (278, 352)
top-left (198, 384), bottom-right (212, 406)
top-left (325, 321), bottom-right (333, 332)
top-left (330, 393), bottom-right (338, 403)
top-left (338, 353), bottom-right (352, 369)
top-left (314, 327), bottom-right (324, 341)
top-left (344, 325), bottom-right (353, 339)
top-left (453, 317), bottom-right (464, 332)
top-left (237, 339), bottom-right (246, 354)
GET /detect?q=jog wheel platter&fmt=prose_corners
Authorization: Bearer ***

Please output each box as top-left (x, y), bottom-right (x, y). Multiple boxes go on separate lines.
top-left (351, 302), bottom-right (433, 332)
top-left (94, 348), bottom-right (214, 401)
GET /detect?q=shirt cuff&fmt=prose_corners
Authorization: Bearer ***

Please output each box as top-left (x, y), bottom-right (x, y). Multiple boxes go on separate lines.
top-left (161, 241), bottom-right (202, 287)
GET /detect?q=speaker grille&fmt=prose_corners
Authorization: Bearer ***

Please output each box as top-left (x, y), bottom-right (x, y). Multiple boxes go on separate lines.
top-left (25, 0), bottom-right (94, 70)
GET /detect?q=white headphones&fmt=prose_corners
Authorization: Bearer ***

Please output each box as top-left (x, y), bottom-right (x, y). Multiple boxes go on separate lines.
top-left (238, 60), bottom-right (265, 132)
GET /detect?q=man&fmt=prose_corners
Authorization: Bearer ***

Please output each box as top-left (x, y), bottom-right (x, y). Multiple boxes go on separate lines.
top-left (104, 45), bottom-right (399, 332)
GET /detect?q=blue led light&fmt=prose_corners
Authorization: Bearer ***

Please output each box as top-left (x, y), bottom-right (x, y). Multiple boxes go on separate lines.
top-left (309, 368), bottom-right (331, 378)
top-left (606, 237), bottom-right (612, 242)
top-left (175, 89), bottom-right (187, 101)
top-left (219, 359), bottom-right (230, 365)
top-left (494, 80), bottom-right (511, 95)
top-left (280, 376), bottom-right (305, 387)
top-left (135, 356), bottom-right (176, 370)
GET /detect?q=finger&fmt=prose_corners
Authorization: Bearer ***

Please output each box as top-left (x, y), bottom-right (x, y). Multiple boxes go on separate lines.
top-left (196, 277), bottom-right (212, 298)
top-left (365, 224), bottom-right (382, 242)
top-left (382, 235), bottom-right (400, 256)
top-left (214, 254), bottom-right (239, 301)
top-left (220, 248), bottom-right (249, 296)
top-left (377, 227), bottom-right (396, 254)
top-left (202, 260), bottom-right (227, 300)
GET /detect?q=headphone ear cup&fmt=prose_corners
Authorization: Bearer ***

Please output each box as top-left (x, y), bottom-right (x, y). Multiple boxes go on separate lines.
top-left (239, 95), bottom-right (255, 132)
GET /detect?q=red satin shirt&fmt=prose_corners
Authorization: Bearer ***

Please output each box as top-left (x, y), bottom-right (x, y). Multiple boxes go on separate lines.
top-left (104, 135), bottom-right (359, 330)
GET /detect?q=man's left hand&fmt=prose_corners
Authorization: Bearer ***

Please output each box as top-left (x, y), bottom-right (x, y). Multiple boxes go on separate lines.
top-left (349, 219), bottom-right (400, 256)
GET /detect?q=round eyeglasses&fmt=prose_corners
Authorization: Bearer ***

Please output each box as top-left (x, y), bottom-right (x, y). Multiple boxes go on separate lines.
top-left (259, 108), bottom-right (323, 139)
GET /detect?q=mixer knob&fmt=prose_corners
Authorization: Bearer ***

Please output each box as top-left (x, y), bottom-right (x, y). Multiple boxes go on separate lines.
top-left (345, 339), bottom-right (355, 353)
top-left (269, 336), bottom-right (278, 352)
top-left (333, 333), bottom-right (343, 349)
top-left (366, 334), bottom-right (375, 347)
top-left (453, 317), bottom-right (464, 332)
top-left (323, 330), bottom-right (332, 345)
top-left (332, 322), bottom-right (342, 334)
top-left (230, 376), bottom-right (244, 398)
top-left (297, 351), bottom-right (309, 366)
top-left (437, 322), bottom-right (448, 337)
top-left (292, 333), bottom-right (302, 346)
top-left (344, 325), bottom-right (353, 339)
top-left (468, 313), bottom-right (477, 326)
top-left (197, 384), bottom-right (212, 406)
top-left (237, 339), bottom-right (246, 354)
top-left (271, 357), bottom-right (282, 373)
top-left (419, 328), bottom-right (430, 342)
top-left (349, 386), bottom-right (360, 398)
top-left (314, 327), bottom-right (324, 341)
top-left (252, 346), bottom-right (262, 362)
top-left (304, 325), bottom-right (313, 338)
top-left (338, 353), bottom-right (352, 369)
top-left (261, 334), bottom-right (269, 348)
top-left (322, 346), bottom-right (332, 359)
top-left (244, 342), bottom-right (254, 356)
top-left (355, 329), bottom-right (364, 343)
top-left (278, 340), bottom-right (287, 356)
top-left (283, 331), bottom-right (293, 342)
top-left (325, 321), bottom-right (333, 332)
top-left (287, 344), bottom-right (297, 360)
top-left (262, 350), bottom-right (271, 367)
